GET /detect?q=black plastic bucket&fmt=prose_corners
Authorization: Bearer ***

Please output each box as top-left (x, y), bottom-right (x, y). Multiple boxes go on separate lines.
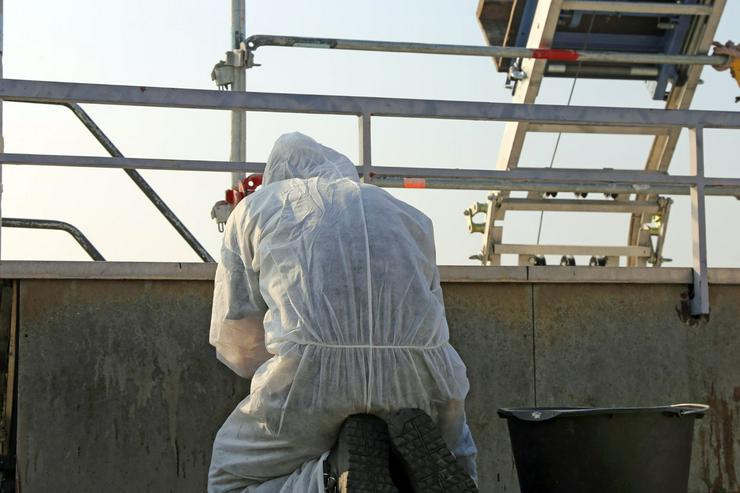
top-left (498, 404), bottom-right (708, 493)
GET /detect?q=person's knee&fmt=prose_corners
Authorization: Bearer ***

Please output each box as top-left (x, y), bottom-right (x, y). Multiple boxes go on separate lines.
top-left (208, 462), bottom-right (261, 493)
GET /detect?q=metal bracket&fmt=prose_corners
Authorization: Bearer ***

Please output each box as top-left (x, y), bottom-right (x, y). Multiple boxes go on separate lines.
top-left (211, 47), bottom-right (258, 90)
top-left (642, 196), bottom-right (673, 266)
top-left (463, 201), bottom-right (489, 234)
top-left (505, 58), bottom-right (528, 91)
top-left (210, 201), bottom-right (234, 233)
top-left (676, 288), bottom-right (710, 326)
top-left (465, 194), bottom-right (503, 264)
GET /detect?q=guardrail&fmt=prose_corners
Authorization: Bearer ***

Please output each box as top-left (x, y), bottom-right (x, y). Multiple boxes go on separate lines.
top-left (1, 218), bottom-right (105, 261)
top-left (1, 78), bottom-right (740, 316)
top-left (243, 34), bottom-right (729, 67)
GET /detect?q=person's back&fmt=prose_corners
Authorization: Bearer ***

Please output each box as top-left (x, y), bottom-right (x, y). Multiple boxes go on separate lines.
top-left (208, 133), bottom-right (476, 492)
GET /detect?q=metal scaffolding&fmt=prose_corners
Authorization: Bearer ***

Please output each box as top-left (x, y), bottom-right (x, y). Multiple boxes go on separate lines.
top-left (473, 0), bottom-right (728, 269)
top-left (231, 0), bottom-right (729, 271)
top-left (1, 78), bottom-right (739, 316)
top-left (244, 34), bottom-right (728, 67)
top-left (0, 0), bottom-right (738, 316)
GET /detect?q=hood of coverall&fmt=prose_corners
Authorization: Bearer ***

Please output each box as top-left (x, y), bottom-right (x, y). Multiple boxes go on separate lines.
top-left (262, 132), bottom-right (360, 185)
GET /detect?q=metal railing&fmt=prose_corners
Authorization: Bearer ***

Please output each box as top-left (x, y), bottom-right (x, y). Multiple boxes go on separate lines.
top-left (2, 218), bottom-right (104, 261)
top-left (244, 34), bottom-right (729, 67)
top-left (60, 102), bottom-right (214, 262)
top-left (1, 78), bottom-right (739, 316)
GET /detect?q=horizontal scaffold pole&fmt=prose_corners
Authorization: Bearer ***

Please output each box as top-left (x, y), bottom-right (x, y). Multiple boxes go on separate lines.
top-left (3, 153), bottom-right (740, 197)
top-left (5, 79), bottom-right (740, 129)
top-left (245, 35), bottom-right (729, 67)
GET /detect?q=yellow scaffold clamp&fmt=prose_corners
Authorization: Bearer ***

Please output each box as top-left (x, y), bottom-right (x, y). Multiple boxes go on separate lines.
top-left (711, 40), bottom-right (740, 102)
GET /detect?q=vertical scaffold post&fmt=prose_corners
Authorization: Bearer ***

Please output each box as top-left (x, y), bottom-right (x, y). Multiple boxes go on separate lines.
top-left (689, 126), bottom-right (709, 316)
top-left (359, 113), bottom-right (372, 183)
top-left (230, 0), bottom-right (246, 187)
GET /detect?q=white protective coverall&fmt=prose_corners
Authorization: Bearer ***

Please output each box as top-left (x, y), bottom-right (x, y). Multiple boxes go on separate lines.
top-left (208, 133), bottom-right (477, 492)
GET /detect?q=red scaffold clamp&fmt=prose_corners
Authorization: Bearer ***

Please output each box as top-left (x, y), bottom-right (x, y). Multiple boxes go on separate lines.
top-left (211, 174), bottom-right (264, 232)
top-left (711, 40), bottom-right (740, 103)
top-left (225, 174), bottom-right (263, 206)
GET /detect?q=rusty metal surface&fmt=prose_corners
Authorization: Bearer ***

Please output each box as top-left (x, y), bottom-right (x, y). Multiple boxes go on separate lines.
top-left (688, 286), bottom-right (740, 493)
top-left (11, 279), bottom-right (740, 492)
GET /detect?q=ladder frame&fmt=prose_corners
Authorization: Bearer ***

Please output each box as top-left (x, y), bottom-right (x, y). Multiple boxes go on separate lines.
top-left (484, 0), bottom-right (726, 268)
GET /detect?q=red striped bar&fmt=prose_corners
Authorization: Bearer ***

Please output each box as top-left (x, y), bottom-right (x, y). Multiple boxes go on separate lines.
top-left (403, 178), bottom-right (426, 189)
top-left (532, 49), bottom-right (580, 62)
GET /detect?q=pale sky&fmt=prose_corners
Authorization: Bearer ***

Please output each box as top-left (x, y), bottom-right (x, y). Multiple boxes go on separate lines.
top-left (2, 0), bottom-right (739, 266)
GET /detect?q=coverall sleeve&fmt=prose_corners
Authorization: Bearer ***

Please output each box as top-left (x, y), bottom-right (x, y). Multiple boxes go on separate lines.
top-left (209, 202), bottom-right (271, 378)
top-left (421, 217), bottom-right (446, 305)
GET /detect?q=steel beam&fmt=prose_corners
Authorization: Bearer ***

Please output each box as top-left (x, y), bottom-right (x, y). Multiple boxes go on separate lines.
top-left (6, 153), bottom-right (740, 197)
top-left (527, 123), bottom-right (670, 135)
top-left (359, 113), bottom-right (372, 183)
top-left (0, 153), bottom-right (265, 173)
top-left (230, 0), bottom-right (247, 188)
top-left (499, 198), bottom-right (661, 213)
top-left (244, 35), bottom-right (726, 66)
top-left (3, 79), bottom-right (740, 129)
top-left (331, 175), bottom-right (740, 195)
top-left (0, 154), bottom-right (720, 182)
top-left (487, 0), bottom-right (562, 265)
top-left (561, 1), bottom-right (714, 15)
top-left (370, 165), bottom-right (713, 182)
top-left (689, 127), bottom-right (709, 316)
top-left (493, 244), bottom-right (651, 257)
top-left (495, 0), bottom-right (562, 171)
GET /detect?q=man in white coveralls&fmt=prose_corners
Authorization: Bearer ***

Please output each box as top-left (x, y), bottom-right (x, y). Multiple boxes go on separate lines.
top-left (208, 132), bottom-right (478, 493)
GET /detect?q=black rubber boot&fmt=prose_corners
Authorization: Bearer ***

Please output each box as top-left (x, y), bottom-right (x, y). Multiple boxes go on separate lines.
top-left (325, 414), bottom-right (398, 493)
top-left (386, 408), bottom-right (478, 493)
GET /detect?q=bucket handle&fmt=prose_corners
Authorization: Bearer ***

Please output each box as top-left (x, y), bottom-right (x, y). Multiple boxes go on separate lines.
top-left (671, 403), bottom-right (710, 416)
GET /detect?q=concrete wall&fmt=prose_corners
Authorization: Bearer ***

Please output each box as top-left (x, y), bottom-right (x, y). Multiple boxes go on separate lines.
top-left (6, 265), bottom-right (739, 493)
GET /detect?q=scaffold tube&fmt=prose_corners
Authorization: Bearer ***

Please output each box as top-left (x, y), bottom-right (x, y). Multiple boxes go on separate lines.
top-left (245, 34), bottom-right (729, 67)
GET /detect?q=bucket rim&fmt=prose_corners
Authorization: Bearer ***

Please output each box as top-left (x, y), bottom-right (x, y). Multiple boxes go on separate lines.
top-left (497, 404), bottom-right (709, 422)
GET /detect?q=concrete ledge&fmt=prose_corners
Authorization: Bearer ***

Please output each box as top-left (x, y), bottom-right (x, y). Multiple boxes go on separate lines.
top-left (0, 261), bottom-right (738, 284)
top-left (0, 260), bottom-right (217, 281)
top-left (526, 266), bottom-right (692, 284)
top-left (440, 265), bottom-right (739, 284)
top-left (438, 266), bottom-right (527, 282)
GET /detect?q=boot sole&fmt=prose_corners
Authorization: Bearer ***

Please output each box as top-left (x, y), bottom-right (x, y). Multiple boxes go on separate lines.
top-left (336, 415), bottom-right (398, 493)
top-left (386, 409), bottom-right (478, 493)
